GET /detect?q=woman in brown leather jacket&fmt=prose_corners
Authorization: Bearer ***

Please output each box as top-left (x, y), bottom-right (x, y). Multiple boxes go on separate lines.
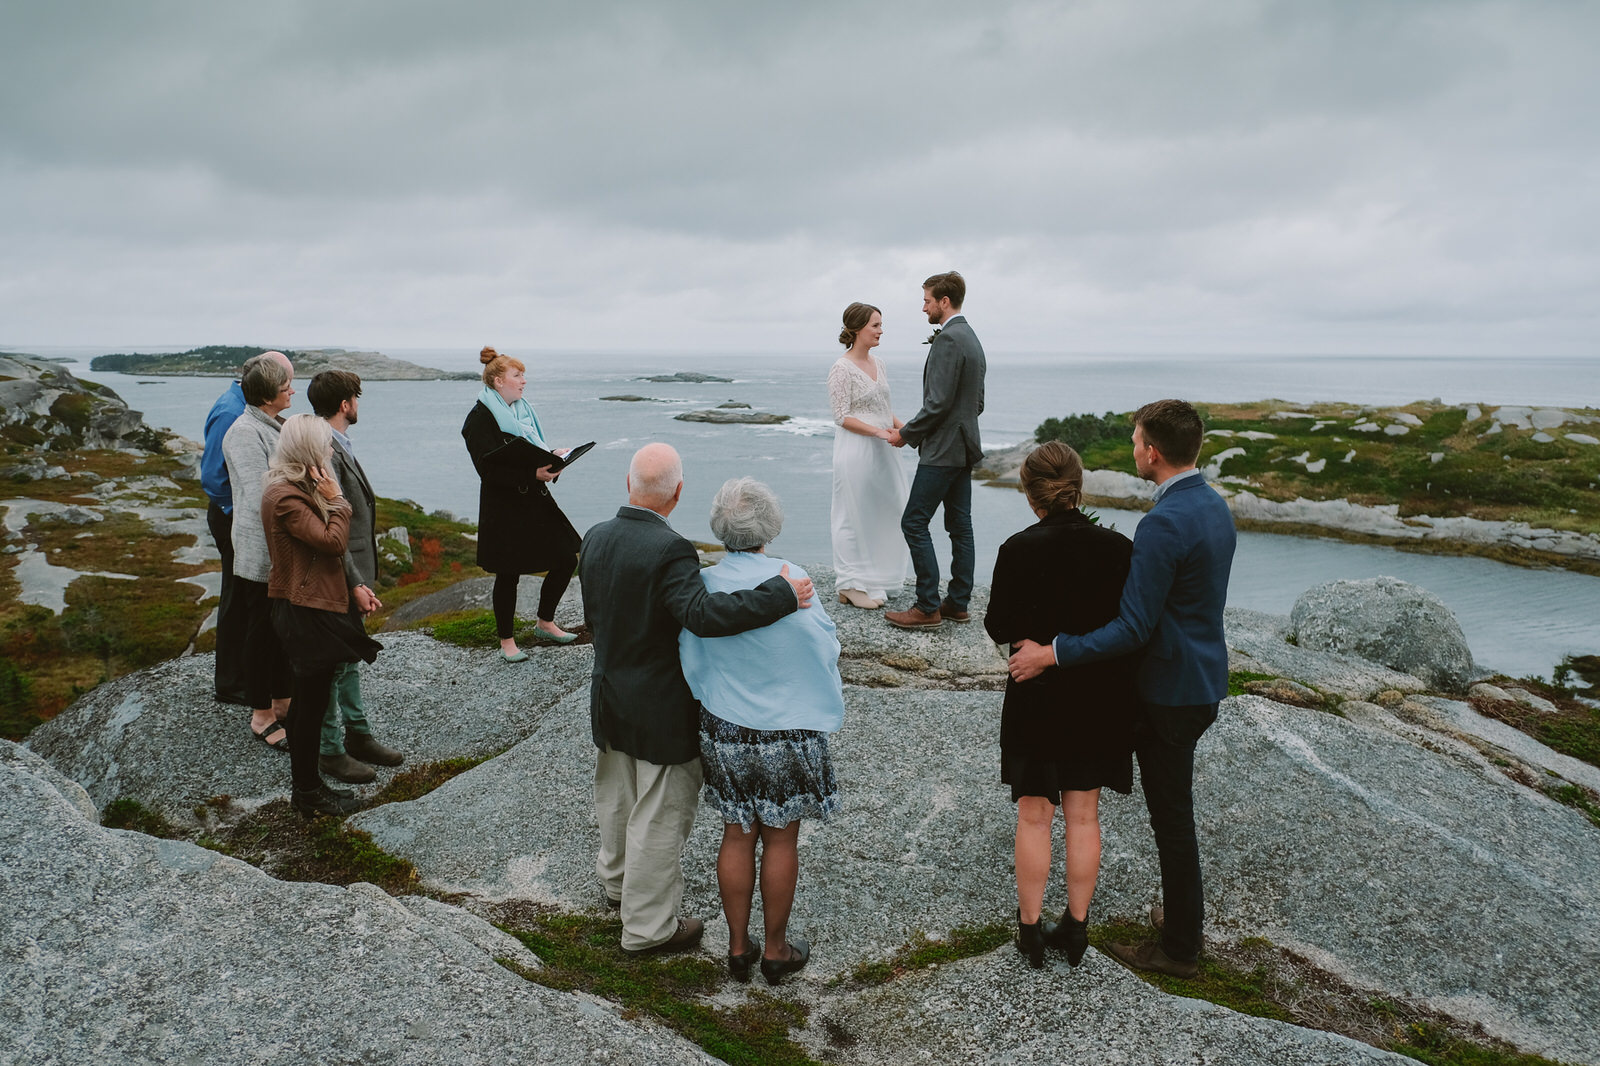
top-left (263, 414), bottom-right (383, 818)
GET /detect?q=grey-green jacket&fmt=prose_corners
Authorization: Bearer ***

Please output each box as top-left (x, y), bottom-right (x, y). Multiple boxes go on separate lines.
top-left (221, 405), bottom-right (282, 583)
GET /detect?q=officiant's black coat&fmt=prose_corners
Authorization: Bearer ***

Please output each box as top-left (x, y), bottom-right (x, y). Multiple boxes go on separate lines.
top-left (461, 401), bottom-right (580, 575)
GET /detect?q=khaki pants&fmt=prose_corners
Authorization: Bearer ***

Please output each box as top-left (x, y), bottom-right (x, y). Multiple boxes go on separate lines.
top-left (594, 745), bottom-right (703, 951)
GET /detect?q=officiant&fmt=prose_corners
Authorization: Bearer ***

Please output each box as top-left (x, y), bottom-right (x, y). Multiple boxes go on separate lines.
top-left (462, 346), bottom-right (581, 661)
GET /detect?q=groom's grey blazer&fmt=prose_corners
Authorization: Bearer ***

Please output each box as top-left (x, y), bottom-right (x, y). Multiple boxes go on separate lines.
top-left (899, 314), bottom-right (986, 467)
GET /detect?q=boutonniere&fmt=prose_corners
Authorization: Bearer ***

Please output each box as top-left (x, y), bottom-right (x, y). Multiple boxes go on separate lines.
top-left (923, 328), bottom-right (941, 345)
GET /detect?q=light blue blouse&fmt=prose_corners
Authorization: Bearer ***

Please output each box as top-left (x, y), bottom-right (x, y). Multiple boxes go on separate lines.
top-left (679, 552), bottom-right (845, 733)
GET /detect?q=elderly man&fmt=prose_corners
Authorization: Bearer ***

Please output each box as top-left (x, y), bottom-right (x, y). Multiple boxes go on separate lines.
top-left (201, 349), bottom-right (293, 705)
top-left (579, 443), bottom-right (814, 955)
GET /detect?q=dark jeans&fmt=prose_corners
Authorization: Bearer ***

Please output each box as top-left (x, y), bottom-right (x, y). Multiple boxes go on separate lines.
top-left (900, 463), bottom-right (974, 613)
top-left (491, 553), bottom-right (577, 638)
top-left (1134, 700), bottom-right (1219, 963)
top-left (206, 502), bottom-right (249, 703)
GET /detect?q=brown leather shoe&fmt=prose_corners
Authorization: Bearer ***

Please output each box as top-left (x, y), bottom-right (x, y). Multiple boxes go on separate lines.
top-left (622, 917), bottom-right (705, 956)
top-left (885, 605), bottom-right (942, 629)
top-left (318, 753), bottom-right (376, 784)
top-left (938, 601), bottom-right (971, 623)
top-left (1107, 939), bottom-right (1198, 979)
top-left (346, 732), bottom-right (404, 767)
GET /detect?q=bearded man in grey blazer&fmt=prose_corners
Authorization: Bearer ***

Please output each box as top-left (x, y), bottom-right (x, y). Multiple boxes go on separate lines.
top-left (308, 370), bottom-right (404, 783)
top-left (885, 271), bottom-right (986, 629)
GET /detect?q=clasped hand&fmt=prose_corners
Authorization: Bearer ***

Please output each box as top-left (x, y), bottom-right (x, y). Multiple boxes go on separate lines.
top-left (1007, 638), bottom-right (1055, 682)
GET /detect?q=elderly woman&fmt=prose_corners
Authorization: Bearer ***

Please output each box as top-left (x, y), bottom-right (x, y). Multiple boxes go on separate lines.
top-left (984, 442), bottom-right (1138, 968)
top-left (679, 478), bottom-right (844, 986)
top-left (262, 414), bottom-right (383, 818)
top-left (461, 345), bottom-right (581, 662)
top-left (221, 352), bottom-right (296, 751)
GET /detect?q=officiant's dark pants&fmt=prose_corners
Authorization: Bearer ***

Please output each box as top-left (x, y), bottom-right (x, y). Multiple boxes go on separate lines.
top-left (1134, 700), bottom-right (1219, 963)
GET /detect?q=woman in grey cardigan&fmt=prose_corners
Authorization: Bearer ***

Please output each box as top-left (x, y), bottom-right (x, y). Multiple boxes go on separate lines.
top-left (222, 353), bottom-right (296, 750)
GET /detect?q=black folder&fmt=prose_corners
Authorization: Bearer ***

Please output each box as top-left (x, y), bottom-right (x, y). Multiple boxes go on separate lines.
top-left (483, 436), bottom-right (596, 473)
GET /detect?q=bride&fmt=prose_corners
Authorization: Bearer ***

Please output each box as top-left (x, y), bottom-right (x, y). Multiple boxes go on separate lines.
top-left (828, 302), bottom-right (910, 609)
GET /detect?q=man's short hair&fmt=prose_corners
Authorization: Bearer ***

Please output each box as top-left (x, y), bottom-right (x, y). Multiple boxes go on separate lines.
top-left (922, 271), bottom-right (965, 309)
top-left (1134, 399), bottom-right (1204, 466)
top-left (307, 370), bottom-right (362, 418)
top-left (240, 354), bottom-right (292, 407)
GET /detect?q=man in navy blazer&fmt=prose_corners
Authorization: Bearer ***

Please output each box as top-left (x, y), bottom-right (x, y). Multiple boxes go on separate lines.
top-left (1008, 399), bottom-right (1235, 978)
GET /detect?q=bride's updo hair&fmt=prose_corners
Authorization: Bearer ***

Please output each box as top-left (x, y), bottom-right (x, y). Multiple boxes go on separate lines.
top-left (480, 345), bottom-right (526, 387)
top-left (1020, 441), bottom-right (1084, 515)
top-left (838, 302), bottom-right (881, 348)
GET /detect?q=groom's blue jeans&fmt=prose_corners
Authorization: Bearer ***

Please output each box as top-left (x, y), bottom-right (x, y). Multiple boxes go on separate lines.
top-left (901, 463), bottom-right (974, 613)
top-left (1134, 700), bottom-right (1219, 963)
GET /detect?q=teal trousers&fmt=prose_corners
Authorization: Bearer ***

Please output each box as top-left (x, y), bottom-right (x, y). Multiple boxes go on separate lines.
top-left (321, 661), bottom-right (372, 756)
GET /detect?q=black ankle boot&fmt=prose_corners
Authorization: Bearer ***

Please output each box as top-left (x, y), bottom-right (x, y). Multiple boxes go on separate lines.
top-left (1044, 907), bottom-right (1090, 966)
top-left (1016, 910), bottom-right (1046, 969)
top-left (291, 783), bottom-right (361, 820)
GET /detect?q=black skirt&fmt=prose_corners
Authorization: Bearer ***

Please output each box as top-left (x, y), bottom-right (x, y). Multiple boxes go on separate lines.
top-left (270, 599), bottom-right (383, 674)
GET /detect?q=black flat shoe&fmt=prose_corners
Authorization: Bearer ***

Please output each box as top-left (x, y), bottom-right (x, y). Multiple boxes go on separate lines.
top-left (291, 784), bottom-right (361, 820)
top-left (728, 940), bottom-right (762, 983)
top-left (1043, 906), bottom-right (1090, 966)
top-left (760, 937), bottom-right (810, 986)
top-left (1016, 910), bottom-right (1046, 969)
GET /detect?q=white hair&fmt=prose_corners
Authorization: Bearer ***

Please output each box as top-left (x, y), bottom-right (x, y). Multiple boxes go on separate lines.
top-left (708, 477), bottom-right (783, 551)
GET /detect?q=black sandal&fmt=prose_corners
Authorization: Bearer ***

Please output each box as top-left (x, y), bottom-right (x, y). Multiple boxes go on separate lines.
top-left (251, 720), bottom-right (289, 752)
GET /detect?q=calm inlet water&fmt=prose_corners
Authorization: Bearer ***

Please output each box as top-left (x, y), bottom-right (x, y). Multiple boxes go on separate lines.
top-left (39, 346), bottom-right (1600, 681)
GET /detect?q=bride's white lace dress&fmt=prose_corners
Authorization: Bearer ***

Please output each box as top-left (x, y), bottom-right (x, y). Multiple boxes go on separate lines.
top-left (828, 356), bottom-right (911, 598)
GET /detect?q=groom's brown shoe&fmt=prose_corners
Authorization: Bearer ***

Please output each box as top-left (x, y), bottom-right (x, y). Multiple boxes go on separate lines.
top-left (885, 605), bottom-right (942, 629)
top-left (937, 601), bottom-right (971, 623)
top-left (1107, 939), bottom-right (1198, 979)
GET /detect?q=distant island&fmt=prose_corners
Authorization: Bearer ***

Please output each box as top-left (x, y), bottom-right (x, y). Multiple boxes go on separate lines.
top-left (89, 345), bottom-right (477, 381)
top-left (634, 371), bottom-right (733, 383)
top-left (977, 399), bottom-right (1600, 575)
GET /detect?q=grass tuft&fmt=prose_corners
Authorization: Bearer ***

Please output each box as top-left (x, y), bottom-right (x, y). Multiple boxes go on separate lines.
top-left (494, 904), bottom-right (821, 1066)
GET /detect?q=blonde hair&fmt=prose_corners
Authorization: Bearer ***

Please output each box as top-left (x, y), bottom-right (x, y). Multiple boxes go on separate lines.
top-left (265, 413), bottom-right (337, 520)
top-left (479, 345), bottom-right (526, 387)
top-left (1020, 441), bottom-right (1084, 514)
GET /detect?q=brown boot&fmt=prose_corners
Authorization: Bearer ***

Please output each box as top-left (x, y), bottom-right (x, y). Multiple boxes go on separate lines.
top-left (318, 753), bottom-right (376, 784)
top-left (346, 732), bottom-right (404, 767)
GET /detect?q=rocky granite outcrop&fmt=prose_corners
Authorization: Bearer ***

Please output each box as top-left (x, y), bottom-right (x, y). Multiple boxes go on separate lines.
top-left (15, 576), bottom-right (1600, 1064)
top-left (0, 352), bottom-right (166, 453)
top-left (1290, 577), bottom-right (1479, 692)
top-left (0, 742), bottom-right (715, 1066)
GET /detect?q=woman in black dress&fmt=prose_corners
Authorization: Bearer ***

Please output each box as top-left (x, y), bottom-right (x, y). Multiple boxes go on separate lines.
top-left (461, 346), bottom-right (581, 662)
top-left (984, 441), bottom-right (1138, 968)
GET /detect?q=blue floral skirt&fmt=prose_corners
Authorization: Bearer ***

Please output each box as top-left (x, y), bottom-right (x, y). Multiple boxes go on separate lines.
top-left (699, 709), bottom-right (840, 831)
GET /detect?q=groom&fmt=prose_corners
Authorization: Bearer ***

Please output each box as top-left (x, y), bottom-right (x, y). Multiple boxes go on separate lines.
top-left (885, 271), bottom-right (986, 629)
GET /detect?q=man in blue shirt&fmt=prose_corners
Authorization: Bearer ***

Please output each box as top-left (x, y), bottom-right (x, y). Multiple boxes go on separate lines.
top-left (201, 350), bottom-right (292, 705)
top-left (1007, 399), bottom-right (1236, 978)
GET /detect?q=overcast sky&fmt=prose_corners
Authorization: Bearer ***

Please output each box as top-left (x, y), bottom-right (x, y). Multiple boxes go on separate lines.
top-left (2, 0), bottom-right (1596, 357)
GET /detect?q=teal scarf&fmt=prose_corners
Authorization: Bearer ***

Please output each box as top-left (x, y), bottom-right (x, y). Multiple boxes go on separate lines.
top-left (479, 386), bottom-right (548, 449)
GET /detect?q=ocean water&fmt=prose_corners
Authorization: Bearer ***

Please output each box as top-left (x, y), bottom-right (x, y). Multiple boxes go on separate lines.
top-left (28, 345), bottom-right (1600, 680)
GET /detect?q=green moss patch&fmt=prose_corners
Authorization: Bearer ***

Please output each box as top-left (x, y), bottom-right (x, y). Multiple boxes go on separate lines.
top-left (102, 797), bottom-right (184, 838)
top-left (1094, 919), bottom-right (1575, 1065)
top-left (1471, 688), bottom-right (1600, 770)
top-left (493, 903), bottom-right (819, 1066)
top-left (201, 799), bottom-right (422, 894)
top-left (367, 755), bottom-right (492, 807)
top-left (835, 920), bottom-right (1013, 988)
